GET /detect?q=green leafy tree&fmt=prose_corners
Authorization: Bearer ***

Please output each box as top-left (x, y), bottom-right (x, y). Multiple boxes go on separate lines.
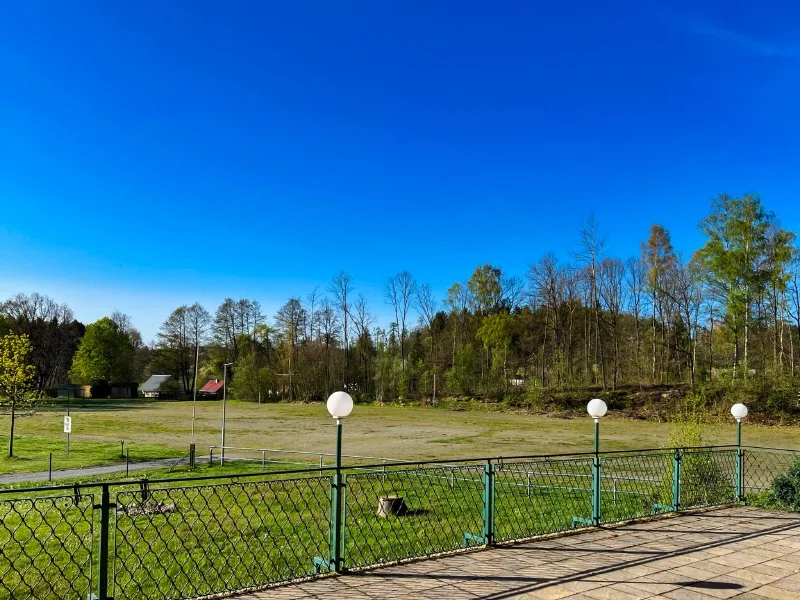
top-left (697, 194), bottom-right (774, 377)
top-left (467, 265), bottom-right (503, 316)
top-left (70, 317), bottom-right (136, 384)
top-left (230, 352), bottom-right (275, 401)
top-left (476, 312), bottom-right (513, 394)
top-left (0, 333), bottom-right (37, 457)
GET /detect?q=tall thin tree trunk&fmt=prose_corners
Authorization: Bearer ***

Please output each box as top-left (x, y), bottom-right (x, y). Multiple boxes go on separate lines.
top-left (744, 313), bottom-right (749, 379)
top-left (651, 292), bottom-right (657, 381)
top-left (8, 396), bottom-right (15, 458)
top-left (709, 308), bottom-right (714, 378)
top-left (779, 316), bottom-right (785, 373)
top-left (541, 324), bottom-right (547, 387)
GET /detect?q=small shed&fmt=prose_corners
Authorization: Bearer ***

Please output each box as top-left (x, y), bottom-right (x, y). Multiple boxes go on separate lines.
top-left (199, 378), bottom-right (225, 399)
top-left (110, 382), bottom-right (138, 398)
top-left (139, 375), bottom-right (181, 398)
top-left (58, 384), bottom-right (91, 399)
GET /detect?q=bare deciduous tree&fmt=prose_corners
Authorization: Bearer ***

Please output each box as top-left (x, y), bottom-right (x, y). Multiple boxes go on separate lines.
top-left (385, 271), bottom-right (417, 370)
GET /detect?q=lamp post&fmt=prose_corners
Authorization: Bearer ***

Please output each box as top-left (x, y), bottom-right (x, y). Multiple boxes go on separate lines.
top-left (587, 398), bottom-right (607, 525)
top-left (326, 391), bottom-right (353, 573)
top-left (220, 362), bottom-right (233, 466)
top-left (731, 403), bottom-right (748, 502)
top-left (587, 398), bottom-right (607, 454)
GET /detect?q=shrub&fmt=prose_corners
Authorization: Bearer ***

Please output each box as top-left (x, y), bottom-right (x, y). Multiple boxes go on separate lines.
top-left (770, 456), bottom-right (800, 511)
top-left (650, 417), bottom-right (733, 509)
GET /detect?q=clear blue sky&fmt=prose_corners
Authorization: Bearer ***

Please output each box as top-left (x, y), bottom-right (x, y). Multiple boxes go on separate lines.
top-left (1, 1), bottom-right (798, 341)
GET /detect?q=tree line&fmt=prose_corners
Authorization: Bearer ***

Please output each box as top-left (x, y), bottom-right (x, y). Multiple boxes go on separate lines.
top-left (2, 193), bottom-right (800, 408)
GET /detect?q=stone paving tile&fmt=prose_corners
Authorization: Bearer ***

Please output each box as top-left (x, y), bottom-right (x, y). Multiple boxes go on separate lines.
top-left (662, 589), bottom-right (720, 600)
top-left (584, 584), bottom-right (643, 599)
top-left (620, 575), bottom-right (681, 595)
top-left (747, 586), bottom-right (799, 599)
top-left (242, 507), bottom-right (800, 599)
top-left (525, 586), bottom-right (577, 599)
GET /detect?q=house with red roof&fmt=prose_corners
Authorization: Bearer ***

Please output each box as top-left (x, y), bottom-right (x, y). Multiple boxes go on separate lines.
top-left (199, 378), bottom-right (225, 399)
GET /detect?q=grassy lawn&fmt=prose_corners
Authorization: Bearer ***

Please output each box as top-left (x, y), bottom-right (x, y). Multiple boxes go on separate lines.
top-left (2, 398), bottom-right (800, 478)
top-left (0, 434), bottom-right (184, 475)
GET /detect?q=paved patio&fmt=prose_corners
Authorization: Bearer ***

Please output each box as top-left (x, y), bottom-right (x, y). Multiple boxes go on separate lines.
top-left (241, 507), bottom-right (800, 600)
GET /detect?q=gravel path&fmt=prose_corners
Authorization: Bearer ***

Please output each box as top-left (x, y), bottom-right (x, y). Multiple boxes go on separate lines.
top-left (0, 456), bottom-right (192, 485)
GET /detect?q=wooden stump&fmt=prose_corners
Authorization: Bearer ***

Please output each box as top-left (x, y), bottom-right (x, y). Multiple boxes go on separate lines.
top-left (377, 495), bottom-right (407, 517)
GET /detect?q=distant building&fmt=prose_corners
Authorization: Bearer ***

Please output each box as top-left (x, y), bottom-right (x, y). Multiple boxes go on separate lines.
top-left (110, 382), bottom-right (138, 398)
top-left (199, 378), bottom-right (225, 399)
top-left (139, 375), bottom-right (182, 398)
top-left (58, 383), bottom-right (91, 399)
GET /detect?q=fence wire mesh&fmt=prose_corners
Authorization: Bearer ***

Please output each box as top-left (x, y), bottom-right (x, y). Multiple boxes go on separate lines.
top-left (494, 458), bottom-right (593, 541)
top-left (0, 493), bottom-right (94, 600)
top-left (342, 465), bottom-right (485, 568)
top-left (745, 449), bottom-right (799, 492)
top-left (112, 476), bottom-right (332, 600)
top-left (679, 449), bottom-right (737, 508)
top-left (0, 445), bottom-right (794, 600)
top-left (600, 452), bottom-right (674, 521)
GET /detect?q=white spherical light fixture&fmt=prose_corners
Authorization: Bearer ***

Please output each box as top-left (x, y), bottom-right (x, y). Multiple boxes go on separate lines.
top-left (327, 391), bottom-right (354, 421)
top-left (731, 403), bottom-right (748, 422)
top-left (587, 398), bottom-right (608, 421)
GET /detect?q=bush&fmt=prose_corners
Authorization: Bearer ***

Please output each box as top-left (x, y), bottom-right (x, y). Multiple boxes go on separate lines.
top-left (770, 456), bottom-right (800, 511)
top-left (650, 417), bottom-right (733, 508)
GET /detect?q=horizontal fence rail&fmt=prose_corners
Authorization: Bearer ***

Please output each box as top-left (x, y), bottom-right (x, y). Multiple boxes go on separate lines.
top-left (0, 444), bottom-right (797, 599)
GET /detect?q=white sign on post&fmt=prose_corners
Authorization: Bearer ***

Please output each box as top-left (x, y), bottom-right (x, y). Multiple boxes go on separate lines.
top-left (64, 416), bottom-right (72, 434)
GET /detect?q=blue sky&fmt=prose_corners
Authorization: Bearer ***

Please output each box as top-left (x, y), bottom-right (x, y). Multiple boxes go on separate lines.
top-left (1, 1), bottom-right (799, 341)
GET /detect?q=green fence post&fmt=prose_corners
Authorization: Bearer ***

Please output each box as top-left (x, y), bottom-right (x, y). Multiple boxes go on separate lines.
top-left (97, 483), bottom-right (114, 600)
top-left (736, 420), bottom-right (745, 503)
top-left (592, 454), bottom-right (602, 525)
top-left (314, 420), bottom-right (345, 573)
top-left (463, 460), bottom-right (495, 547)
top-left (672, 448), bottom-right (682, 511)
top-left (483, 460), bottom-right (495, 546)
top-left (332, 420), bottom-right (344, 572)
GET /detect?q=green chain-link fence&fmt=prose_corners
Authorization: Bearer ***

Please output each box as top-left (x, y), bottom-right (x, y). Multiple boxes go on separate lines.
top-left (0, 445), bottom-right (798, 600)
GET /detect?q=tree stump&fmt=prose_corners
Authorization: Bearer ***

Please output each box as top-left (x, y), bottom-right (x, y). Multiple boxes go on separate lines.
top-left (377, 495), bottom-right (407, 517)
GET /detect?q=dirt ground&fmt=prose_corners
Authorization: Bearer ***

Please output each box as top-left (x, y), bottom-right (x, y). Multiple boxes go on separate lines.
top-left (6, 399), bottom-right (799, 463)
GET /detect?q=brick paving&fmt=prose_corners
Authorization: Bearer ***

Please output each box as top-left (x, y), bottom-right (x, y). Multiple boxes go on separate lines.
top-left (239, 507), bottom-right (800, 599)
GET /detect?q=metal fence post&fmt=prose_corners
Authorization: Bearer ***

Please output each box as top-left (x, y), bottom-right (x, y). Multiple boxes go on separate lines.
top-left (672, 448), bottom-right (682, 511)
top-left (97, 483), bottom-right (113, 600)
top-left (592, 455), bottom-right (602, 525)
top-left (462, 461), bottom-right (495, 547)
top-left (315, 422), bottom-right (346, 574)
top-left (737, 447), bottom-right (745, 502)
top-left (483, 460), bottom-right (495, 546)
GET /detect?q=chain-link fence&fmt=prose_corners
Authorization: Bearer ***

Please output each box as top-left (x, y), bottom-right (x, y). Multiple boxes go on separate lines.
top-left (0, 445), bottom-right (797, 600)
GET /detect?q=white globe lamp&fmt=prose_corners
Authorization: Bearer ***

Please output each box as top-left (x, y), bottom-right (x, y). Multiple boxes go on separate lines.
top-left (327, 391), bottom-right (354, 421)
top-left (731, 403), bottom-right (748, 423)
top-left (587, 398), bottom-right (608, 421)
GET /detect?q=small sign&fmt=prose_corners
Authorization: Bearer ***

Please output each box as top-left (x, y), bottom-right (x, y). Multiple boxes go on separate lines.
top-left (64, 416), bottom-right (72, 433)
